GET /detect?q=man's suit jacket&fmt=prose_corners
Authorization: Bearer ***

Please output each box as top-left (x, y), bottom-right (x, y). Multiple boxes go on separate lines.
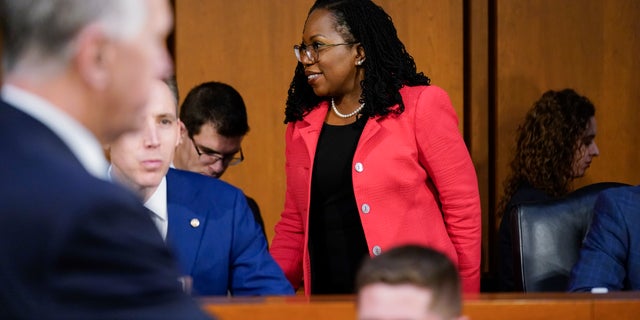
top-left (0, 100), bottom-right (210, 319)
top-left (568, 186), bottom-right (640, 291)
top-left (166, 168), bottom-right (293, 296)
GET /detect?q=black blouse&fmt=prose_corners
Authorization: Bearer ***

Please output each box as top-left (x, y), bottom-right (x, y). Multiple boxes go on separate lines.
top-left (308, 116), bottom-right (369, 294)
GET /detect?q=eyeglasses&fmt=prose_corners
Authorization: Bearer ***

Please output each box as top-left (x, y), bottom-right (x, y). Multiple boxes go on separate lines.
top-left (293, 41), bottom-right (357, 63)
top-left (190, 137), bottom-right (244, 166)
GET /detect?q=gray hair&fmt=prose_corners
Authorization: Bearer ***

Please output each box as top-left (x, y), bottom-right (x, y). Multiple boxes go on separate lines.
top-left (0, 0), bottom-right (146, 75)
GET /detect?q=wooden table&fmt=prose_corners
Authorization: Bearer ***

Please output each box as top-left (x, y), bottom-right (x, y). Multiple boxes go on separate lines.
top-left (200, 292), bottom-right (640, 320)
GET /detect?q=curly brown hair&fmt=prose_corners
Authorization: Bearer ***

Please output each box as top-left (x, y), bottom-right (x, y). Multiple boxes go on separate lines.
top-left (497, 89), bottom-right (595, 217)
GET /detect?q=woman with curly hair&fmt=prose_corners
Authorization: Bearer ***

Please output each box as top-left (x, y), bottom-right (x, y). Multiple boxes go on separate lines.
top-left (270, 0), bottom-right (481, 295)
top-left (498, 88), bottom-right (599, 291)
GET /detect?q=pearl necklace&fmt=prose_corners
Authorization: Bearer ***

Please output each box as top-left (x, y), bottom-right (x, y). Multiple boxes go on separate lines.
top-left (331, 98), bottom-right (365, 118)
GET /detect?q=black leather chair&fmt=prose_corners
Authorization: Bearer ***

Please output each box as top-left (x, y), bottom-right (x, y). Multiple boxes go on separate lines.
top-left (510, 182), bottom-right (630, 292)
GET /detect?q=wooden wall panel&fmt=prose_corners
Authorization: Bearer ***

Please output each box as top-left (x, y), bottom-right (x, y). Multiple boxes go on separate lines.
top-left (175, 0), bottom-right (464, 242)
top-left (494, 0), bottom-right (640, 223)
top-left (175, 0), bottom-right (314, 241)
top-left (377, 0), bottom-right (464, 124)
top-left (467, 0), bottom-right (491, 273)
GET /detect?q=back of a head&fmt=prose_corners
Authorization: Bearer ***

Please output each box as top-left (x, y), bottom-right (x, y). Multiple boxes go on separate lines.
top-left (356, 245), bottom-right (463, 319)
top-left (0, 0), bottom-right (145, 76)
top-left (179, 81), bottom-right (249, 138)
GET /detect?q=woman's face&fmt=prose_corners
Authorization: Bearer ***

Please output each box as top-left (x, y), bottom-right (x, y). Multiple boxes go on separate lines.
top-left (299, 8), bottom-right (364, 98)
top-left (572, 116), bottom-right (599, 178)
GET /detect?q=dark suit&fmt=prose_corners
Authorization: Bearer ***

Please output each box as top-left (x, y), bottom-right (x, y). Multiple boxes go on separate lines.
top-left (0, 100), bottom-right (211, 319)
top-left (166, 169), bottom-right (293, 296)
top-left (568, 186), bottom-right (640, 291)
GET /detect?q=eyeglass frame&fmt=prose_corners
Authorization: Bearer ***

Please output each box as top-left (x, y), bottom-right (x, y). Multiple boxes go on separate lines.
top-left (293, 41), bottom-right (358, 63)
top-left (189, 136), bottom-right (244, 166)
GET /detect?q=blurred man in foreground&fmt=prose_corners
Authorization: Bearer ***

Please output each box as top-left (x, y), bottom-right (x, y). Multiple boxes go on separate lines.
top-left (0, 0), bottom-right (210, 318)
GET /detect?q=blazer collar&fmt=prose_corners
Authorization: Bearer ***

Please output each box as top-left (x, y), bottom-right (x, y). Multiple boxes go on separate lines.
top-left (165, 170), bottom-right (206, 275)
top-left (294, 101), bottom-right (386, 161)
top-left (295, 103), bottom-right (328, 163)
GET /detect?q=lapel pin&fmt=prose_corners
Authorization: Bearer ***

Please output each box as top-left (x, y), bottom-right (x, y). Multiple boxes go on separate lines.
top-left (190, 218), bottom-right (200, 228)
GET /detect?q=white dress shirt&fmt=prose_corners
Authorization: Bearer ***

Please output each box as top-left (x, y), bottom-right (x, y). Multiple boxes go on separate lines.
top-left (144, 177), bottom-right (169, 240)
top-left (107, 165), bottom-right (168, 240)
top-left (1, 85), bottom-right (109, 180)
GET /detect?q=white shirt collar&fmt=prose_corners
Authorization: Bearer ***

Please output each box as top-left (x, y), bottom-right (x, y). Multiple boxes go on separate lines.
top-left (1, 84), bottom-right (109, 180)
top-left (144, 176), bottom-right (168, 240)
top-left (107, 165), bottom-right (168, 240)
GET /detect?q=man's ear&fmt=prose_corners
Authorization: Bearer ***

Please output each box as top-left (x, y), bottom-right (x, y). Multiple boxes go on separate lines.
top-left (178, 120), bottom-right (188, 143)
top-left (176, 119), bottom-right (185, 146)
top-left (74, 24), bottom-right (113, 90)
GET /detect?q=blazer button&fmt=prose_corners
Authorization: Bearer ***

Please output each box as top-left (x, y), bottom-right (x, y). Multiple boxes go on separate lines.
top-left (354, 162), bottom-right (364, 173)
top-left (372, 245), bottom-right (382, 256)
top-left (190, 218), bottom-right (200, 228)
top-left (361, 203), bottom-right (370, 214)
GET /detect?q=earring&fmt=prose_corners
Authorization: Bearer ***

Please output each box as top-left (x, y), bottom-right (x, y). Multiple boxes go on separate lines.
top-left (356, 60), bottom-right (363, 66)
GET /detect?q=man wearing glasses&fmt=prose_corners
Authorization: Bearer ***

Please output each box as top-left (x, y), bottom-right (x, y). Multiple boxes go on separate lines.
top-left (109, 78), bottom-right (293, 296)
top-left (173, 81), bottom-right (266, 238)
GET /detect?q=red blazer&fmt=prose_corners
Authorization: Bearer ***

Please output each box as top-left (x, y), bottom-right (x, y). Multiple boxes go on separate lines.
top-left (271, 85), bottom-right (481, 294)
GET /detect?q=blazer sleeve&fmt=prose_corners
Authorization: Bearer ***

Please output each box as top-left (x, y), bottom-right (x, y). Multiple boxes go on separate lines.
top-left (271, 123), bottom-right (306, 290)
top-left (229, 190), bottom-right (294, 296)
top-left (414, 86), bottom-right (482, 293)
top-left (568, 190), bottom-right (630, 292)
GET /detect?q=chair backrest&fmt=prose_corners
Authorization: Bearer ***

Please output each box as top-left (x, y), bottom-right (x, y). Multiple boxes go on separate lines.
top-left (511, 182), bottom-right (630, 292)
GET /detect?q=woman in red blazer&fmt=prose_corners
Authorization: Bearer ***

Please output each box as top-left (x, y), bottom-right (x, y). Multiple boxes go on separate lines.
top-left (270, 0), bottom-right (481, 295)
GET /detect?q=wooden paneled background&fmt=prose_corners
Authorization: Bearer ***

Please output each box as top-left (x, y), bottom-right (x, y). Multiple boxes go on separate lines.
top-left (495, 0), bottom-right (640, 197)
top-left (174, 0), bottom-right (640, 283)
top-left (1, 0), bottom-right (634, 288)
top-left (174, 0), bottom-right (465, 243)
top-left (492, 0), bottom-right (640, 278)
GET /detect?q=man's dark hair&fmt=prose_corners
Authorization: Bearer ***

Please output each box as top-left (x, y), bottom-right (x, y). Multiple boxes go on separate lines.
top-left (180, 81), bottom-right (249, 137)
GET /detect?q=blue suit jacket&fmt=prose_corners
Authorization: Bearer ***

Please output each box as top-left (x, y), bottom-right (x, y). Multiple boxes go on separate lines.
top-left (568, 186), bottom-right (640, 291)
top-left (165, 168), bottom-right (293, 296)
top-left (0, 100), bottom-right (210, 319)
